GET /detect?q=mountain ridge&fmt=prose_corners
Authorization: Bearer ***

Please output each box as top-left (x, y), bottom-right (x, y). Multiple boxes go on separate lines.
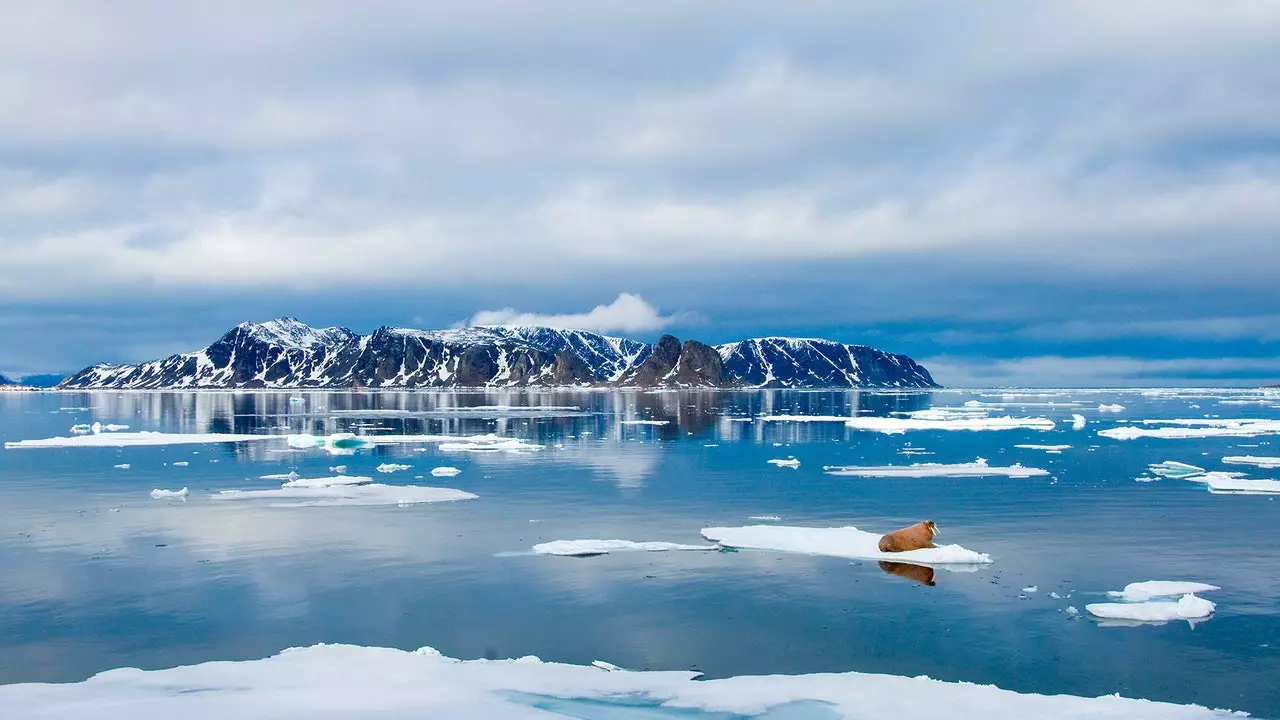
top-left (58, 318), bottom-right (937, 390)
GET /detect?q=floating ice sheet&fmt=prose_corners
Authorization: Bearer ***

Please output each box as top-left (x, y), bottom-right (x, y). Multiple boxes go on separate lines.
top-left (1100, 419), bottom-right (1280, 440)
top-left (1204, 475), bottom-right (1280, 495)
top-left (150, 488), bottom-right (188, 499)
top-left (767, 458), bottom-right (800, 468)
top-left (619, 420), bottom-right (670, 426)
top-left (1086, 594), bottom-right (1215, 625)
top-left (1107, 581), bottom-right (1220, 602)
top-left (531, 540), bottom-right (715, 556)
top-left (6, 431), bottom-right (275, 449)
top-left (279, 475), bottom-right (372, 489)
top-left (701, 525), bottom-right (992, 565)
top-left (377, 463), bottom-right (412, 473)
top-left (212, 484), bottom-right (477, 507)
top-left (1098, 404), bottom-right (1126, 412)
top-left (1222, 455), bottom-right (1280, 469)
top-left (1148, 461), bottom-right (1205, 478)
top-left (1071, 414), bottom-right (1087, 430)
top-left (0, 642), bottom-right (1242, 719)
top-left (1014, 444), bottom-right (1071, 453)
top-left (843, 416), bottom-right (1055, 434)
top-left (824, 458), bottom-right (1048, 478)
top-left (431, 466), bottom-right (462, 477)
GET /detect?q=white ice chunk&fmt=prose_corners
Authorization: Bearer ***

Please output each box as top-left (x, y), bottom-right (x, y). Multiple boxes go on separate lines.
top-left (91, 421), bottom-right (103, 434)
top-left (212, 484), bottom-right (476, 507)
top-left (70, 423), bottom-right (92, 434)
top-left (1098, 404), bottom-right (1126, 412)
top-left (1022, 586), bottom-right (1038, 593)
top-left (114, 464), bottom-right (130, 470)
top-left (1065, 605), bottom-right (1079, 616)
top-left (329, 465), bottom-right (348, 473)
top-left (259, 471), bottom-right (301, 481)
top-left (377, 463), bottom-right (412, 473)
top-left (103, 424), bottom-right (130, 431)
top-left (0, 642), bottom-right (1241, 719)
top-left (431, 466), bottom-right (462, 477)
top-left (150, 487), bottom-right (188, 499)
top-left (1014, 444), bottom-right (1070, 453)
top-left (1222, 455), bottom-right (1280, 469)
top-left (1086, 594), bottom-right (1215, 625)
top-left (841, 416), bottom-right (1055, 434)
top-left (1100, 419), bottom-right (1280, 440)
top-left (280, 475), bottom-right (372, 489)
top-left (1071, 414), bottom-right (1087, 430)
top-left (531, 539), bottom-right (715, 556)
top-left (702, 525), bottom-right (991, 565)
top-left (7, 432), bottom-right (275, 449)
top-left (619, 420), bottom-right (669, 425)
top-left (287, 432), bottom-right (376, 455)
top-left (767, 458), bottom-right (800, 468)
top-left (1107, 581), bottom-right (1221, 602)
top-left (1204, 475), bottom-right (1280, 495)
top-left (172, 461), bottom-right (189, 467)
top-left (437, 437), bottom-right (543, 453)
top-left (748, 515), bottom-right (782, 521)
top-left (824, 458), bottom-right (1048, 478)
top-left (1147, 461), bottom-right (1205, 478)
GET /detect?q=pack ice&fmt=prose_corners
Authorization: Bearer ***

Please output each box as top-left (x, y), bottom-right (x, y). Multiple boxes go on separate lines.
top-left (824, 458), bottom-right (1048, 478)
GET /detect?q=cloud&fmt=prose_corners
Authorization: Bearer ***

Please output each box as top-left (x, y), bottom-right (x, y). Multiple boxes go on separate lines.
top-left (922, 355), bottom-right (1280, 388)
top-left (468, 293), bottom-right (683, 334)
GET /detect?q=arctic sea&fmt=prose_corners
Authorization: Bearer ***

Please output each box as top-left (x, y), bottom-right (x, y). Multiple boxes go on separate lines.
top-left (1, 389), bottom-right (1277, 717)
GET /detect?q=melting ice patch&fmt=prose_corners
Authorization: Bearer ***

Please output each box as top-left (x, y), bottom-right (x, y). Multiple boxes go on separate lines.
top-left (0, 643), bottom-right (1242, 720)
top-left (1107, 581), bottom-right (1221, 602)
top-left (1148, 461), bottom-right (1205, 478)
top-left (377, 463), bottom-right (412, 473)
top-left (431, 466), bottom-right (462, 477)
top-left (702, 525), bottom-right (991, 565)
top-left (212, 484), bottom-right (477, 507)
top-left (531, 540), bottom-right (716, 556)
top-left (823, 458), bottom-right (1048, 478)
top-left (767, 458), bottom-right (800, 469)
top-left (6, 431), bottom-right (275, 449)
top-left (150, 488), bottom-right (188, 499)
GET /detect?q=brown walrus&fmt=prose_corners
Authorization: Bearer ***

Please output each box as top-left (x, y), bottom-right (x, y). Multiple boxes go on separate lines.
top-left (877, 520), bottom-right (939, 553)
top-left (879, 561), bottom-right (937, 586)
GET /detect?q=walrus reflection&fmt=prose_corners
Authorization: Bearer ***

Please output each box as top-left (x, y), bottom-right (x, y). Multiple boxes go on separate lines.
top-left (879, 561), bottom-right (936, 586)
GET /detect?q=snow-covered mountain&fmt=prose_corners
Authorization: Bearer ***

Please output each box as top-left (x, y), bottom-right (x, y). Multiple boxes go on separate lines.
top-left (58, 318), bottom-right (937, 389)
top-left (0, 372), bottom-right (16, 386)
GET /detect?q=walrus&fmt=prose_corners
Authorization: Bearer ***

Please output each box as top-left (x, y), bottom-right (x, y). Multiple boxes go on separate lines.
top-left (877, 520), bottom-right (939, 553)
top-left (879, 561), bottom-right (937, 586)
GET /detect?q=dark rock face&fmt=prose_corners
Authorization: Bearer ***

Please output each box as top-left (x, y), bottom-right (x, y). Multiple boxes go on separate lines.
top-left (58, 318), bottom-right (939, 390)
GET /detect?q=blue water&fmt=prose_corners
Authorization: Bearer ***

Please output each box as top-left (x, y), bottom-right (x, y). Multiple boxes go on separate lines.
top-left (0, 390), bottom-right (1277, 716)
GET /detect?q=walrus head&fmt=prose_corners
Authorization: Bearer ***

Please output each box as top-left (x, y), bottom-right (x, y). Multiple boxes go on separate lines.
top-left (924, 520), bottom-right (939, 537)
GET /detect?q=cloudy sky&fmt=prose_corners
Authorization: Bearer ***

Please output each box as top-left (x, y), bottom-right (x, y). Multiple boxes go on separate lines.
top-left (2, 1), bottom-right (1278, 386)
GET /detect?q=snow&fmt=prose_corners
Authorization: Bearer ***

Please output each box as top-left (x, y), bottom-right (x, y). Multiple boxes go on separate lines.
top-left (824, 458), bottom-right (1048, 478)
top-left (1071, 414), bottom-right (1087, 430)
top-left (1086, 594), bottom-right (1216, 625)
top-left (1100, 419), bottom-right (1280, 440)
top-left (1014, 444), bottom-right (1070, 453)
top-left (701, 525), bottom-right (992, 565)
top-left (212, 484), bottom-right (477, 507)
top-left (150, 488), bottom-right (188, 499)
top-left (431, 466), bottom-right (462, 477)
top-left (377, 463), bottom-right (412, 473)
top-left (279, 475), bottom-right (372, 489)
top-left (1222, 455), bottom-right (1280, 469)
top-left (531, 540), bottom-right (716, 556)
top-left (1148, 461), bottom-right (1205, 478)
top-left (619, 420), bottom-right (669, 426)
top-left (1204, 475), bottom-right (1280, 495)
top-left (1098, 404), bottom-right (1126, 412)
top-left (5, 431), bottom-right (274, 449)
top-left (0, 642), bottom-right (1242, 720)
top-left (1107, 581), bottom-right (1221, 602)
top-left (767, 458), bottom-right (800, 468)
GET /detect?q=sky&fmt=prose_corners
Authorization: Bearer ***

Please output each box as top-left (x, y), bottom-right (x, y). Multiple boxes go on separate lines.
top-left (1, 1), bottom-right (1279, 387)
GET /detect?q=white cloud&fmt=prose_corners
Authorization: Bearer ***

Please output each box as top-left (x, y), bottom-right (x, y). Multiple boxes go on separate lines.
top-left (468, 293), bottom-right (682, 334)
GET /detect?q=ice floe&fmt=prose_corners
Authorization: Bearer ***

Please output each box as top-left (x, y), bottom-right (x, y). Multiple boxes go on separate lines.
top-left (437, 437), bottom-right (543, 453)
top-left (1071, 414), bottom-right (1087, 430)
top-left (260, 471), bottom-right (301, 481)
top-left (431, 466), bottom-right (462, 477)
top-left (150, 488), bottom-right (188, 499)
top-left (619, 420), bottom-right (669, 426)
top-left (842, 415), bottom-right (1055, 434)
top-left (1100, 419), bottom-right (1280, 440)
top-left (1222, 455), bottom-right (1280, 469)
top-left (1107, 581), bottom-right (1221, 602)
top-left (531, 540), bottom-right (715, 556)
top-left (279, 475), bottom-right (372, 489)
top-left (1204, 474), bottom-right (1280, 495)
top-left (701, 525), bottom-right (991, 565)
top-left (287, 432), bottom-right (376, 454)
top-left (1098, 404), bottom-right (1126, 412)
top-left (767, 458), bottom-right (800, 468)
top-left (1148, 461), bottom-right (1205, 478)
top-left (823, 458), bottom-right (1048, 478)
top-left (0, 642), bottom-right (1242, 719)
top-left (1022, 586), bottom-right (1038, 593)
top-left (212, 484), bottom-right (477, 507)
top-left (113, 463), bottom-right (130, 470)
top-left (1086, 594), bottom-right (1216, 625)
top-left (748, 515), bottom-right (782, 521)
top-left (5, 431), bottom-right (274, 449)
top-left (171, 461), bottom-right (189, 467)
top-left (1014, 444), bottom-right (1070, 453)
top-left (377, 463), bottom-right (412, 473)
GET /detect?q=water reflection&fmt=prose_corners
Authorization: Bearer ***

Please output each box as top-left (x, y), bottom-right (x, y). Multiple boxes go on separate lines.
top-left (878, 561), bottom-right (936, 587)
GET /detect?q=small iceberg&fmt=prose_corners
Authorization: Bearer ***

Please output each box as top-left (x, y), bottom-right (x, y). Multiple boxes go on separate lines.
top-left (114, 464), bottom-right (131, 470)
top-left (1098, 404), bottom-right (1126, 412)
top-left (287, 433), bottom-right (376, 455)
top-left (260, 471), bottom-right (302, 481)
top-left (531, 540), bottom-right (716, 557)
top-left (69, 424), bottom-right (92, 434)
top-left (1222, 455), bottom-right (1280, 469)
top-left (172, 461), bottom-right (189, 467)
top-left (766, 414), bottom-right (1055, 434)
top-left (767, 458), bottom-right (800, 469)
top-left (1204, 475), bottom-right (1280, 495)
top-left (1014, 444), bottom-right (1070, 453)
top-left (701, 525), bottom-right (991, 565)
top-left (1100, 418), bottom-right (1280, 440)
top-left (431, 467), bottom-right (462, 477)
top-left (1107, 581), bottom-right (1220, 602)
top-left (104, 424), bottom-right (130, 432)
top-left (150, 488), bottom-right (188, 499)
top-left (1086, 594), bottom-right (1215, 626)
top-left (280, 475), bottom-right (372, 489)
top-left (377, 463), bottom-right (412, 474)
top-left (1147, 461), bottom-right (1205, 478)
top-left (823, 458), bottom-right (1047, 478)
top-left (1071, 414), bottom-right (1086, 430)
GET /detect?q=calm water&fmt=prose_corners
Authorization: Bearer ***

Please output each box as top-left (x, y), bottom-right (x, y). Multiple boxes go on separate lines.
top-left (0, 390), bottom-right (1277, 716)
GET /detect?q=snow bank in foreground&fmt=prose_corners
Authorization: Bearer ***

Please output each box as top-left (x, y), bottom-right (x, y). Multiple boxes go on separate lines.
top-left (150, 488), bottom-right (188, 499)
top-left (824, 458), bottom-right (1047, 478)
top-left (212, 484), bottom-right (476, 507)
top-left (531, 540), bottom-right (715, 556)
top-left (1100, 419), bottom-right (1280, 440)
top-left (0, 643), bottom-right (1240, 719)
top-left (6, 432), bottom-right (273, 449)
top-left (1086, 594), bottom-right (1216, 625)
top-left (1107, 581), bottom-right (1220, 602)
top-left (1222, 455), bottom-right (1280, 469)
top-left (702, 525), bottom-right (991, 565)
